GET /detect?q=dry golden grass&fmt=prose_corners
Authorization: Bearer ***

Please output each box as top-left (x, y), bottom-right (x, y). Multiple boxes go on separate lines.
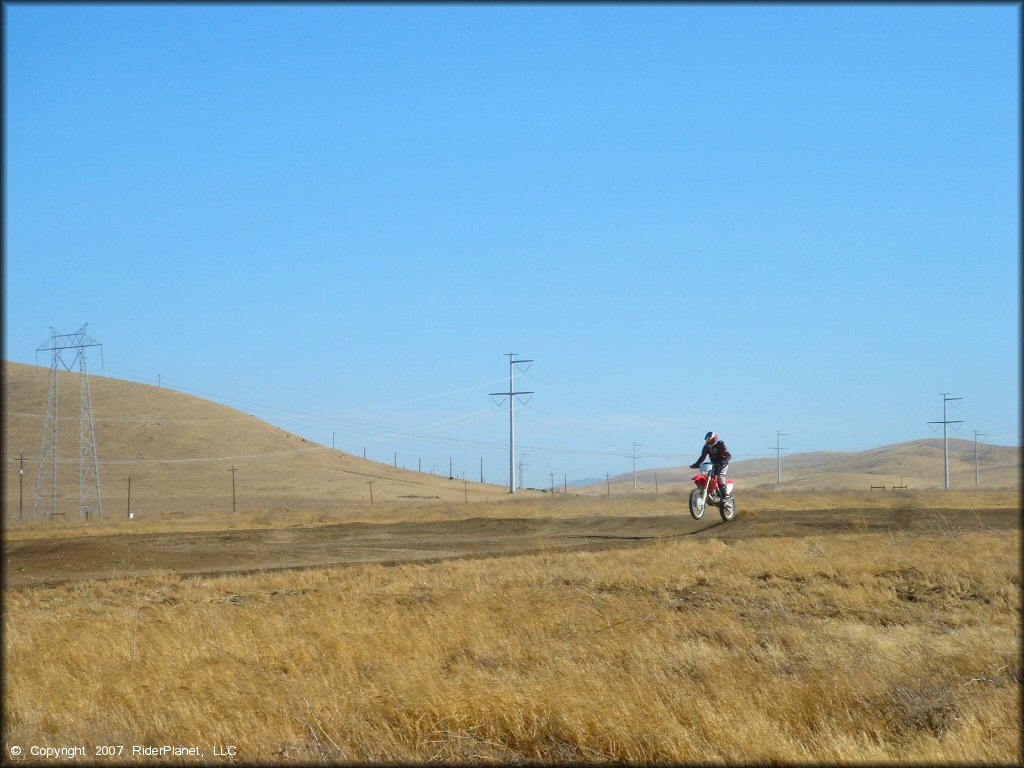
top-left (4, 518), bottom-right (1019, 764)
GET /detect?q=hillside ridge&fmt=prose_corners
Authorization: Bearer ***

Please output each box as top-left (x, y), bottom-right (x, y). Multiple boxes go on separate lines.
top-left (3, 360), bottom-right (524, 518)
top-left (591, 437), bottom-right (1019, 493)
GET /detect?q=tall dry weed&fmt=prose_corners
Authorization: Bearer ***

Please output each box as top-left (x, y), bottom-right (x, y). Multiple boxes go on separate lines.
top-left (4, 528), bottom-right (1020, 763)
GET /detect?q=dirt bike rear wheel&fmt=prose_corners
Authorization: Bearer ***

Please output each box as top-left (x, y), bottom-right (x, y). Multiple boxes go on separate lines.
top-left (689, 488), bottom-right (705, 520)
top-left (719, 495), bottom-right (736, 522)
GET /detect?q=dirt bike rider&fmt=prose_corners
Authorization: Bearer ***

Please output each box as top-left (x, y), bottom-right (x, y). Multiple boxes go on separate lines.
top-left (690, 432), bottom-right (732, 499)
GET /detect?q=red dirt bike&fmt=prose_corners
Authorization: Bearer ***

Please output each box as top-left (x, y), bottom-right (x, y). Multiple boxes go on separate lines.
top-left (689, 461), bottom-right (736, 522)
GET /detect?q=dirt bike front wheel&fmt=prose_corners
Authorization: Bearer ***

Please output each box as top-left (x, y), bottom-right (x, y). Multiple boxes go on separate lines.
top-left (719, 495), bottom-right (736, 522)
top-left (689, 488), bottom-right (705, 520)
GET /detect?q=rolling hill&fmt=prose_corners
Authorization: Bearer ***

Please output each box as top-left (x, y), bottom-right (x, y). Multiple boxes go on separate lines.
top-left (585, 438), bottom-right (1020, 494)
top-left (2, 361), bottom-right (528, 520)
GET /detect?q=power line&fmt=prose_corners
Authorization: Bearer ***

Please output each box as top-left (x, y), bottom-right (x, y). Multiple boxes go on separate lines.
top-left (516, 404), bottom-right (690, 461)
top-left (5, 447), bottom-right (320, 465)
top-left (97, 363), bottom-right (705, 465)
top-left (84, 363), bottom-right (693, 471)
top-left (518, 402), bottom-right (635, 448)
top-left (99, 366), bottom-right (505, 449)
top-left (519, 370), bottom-right (697, 430)
top-left (6, 412), bottom-right (219, 423)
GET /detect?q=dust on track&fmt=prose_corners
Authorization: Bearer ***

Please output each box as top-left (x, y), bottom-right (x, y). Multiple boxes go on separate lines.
top-left (4, 507), bottom-right (1018, 588)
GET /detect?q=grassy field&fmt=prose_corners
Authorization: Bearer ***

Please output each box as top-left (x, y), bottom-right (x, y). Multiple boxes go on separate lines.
top-left (4, 499), bottom-right (1020, 764)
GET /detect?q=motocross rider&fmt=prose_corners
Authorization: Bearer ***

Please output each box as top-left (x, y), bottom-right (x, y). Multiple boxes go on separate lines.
top-left (690, 432), bottom-right (732, 498)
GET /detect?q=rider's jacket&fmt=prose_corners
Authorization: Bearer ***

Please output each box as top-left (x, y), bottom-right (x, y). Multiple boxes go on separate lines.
top-left (695, 440), bottom-right (731, 467)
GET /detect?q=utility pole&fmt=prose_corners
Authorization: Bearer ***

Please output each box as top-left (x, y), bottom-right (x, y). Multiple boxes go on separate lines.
top-left (449, 457), bottom-right (453, 479)
top-left (228, 465), bottom-right (237, 512)
top-left (549, 470), bottom-right (555, 495)
top-left (332, 432), bottom-right (335, 450)
top-left (127, 475), bottom-right (132, 519)
top-left (774, 432), bottom-right (788, 483)
top-left (928, 393), bottom-right (963, 490)
top-left (606, 473), bottom-right (611, 496)
top-left (973, 431), bottom-right (987, 488)
top-left (632, 443), bottom-right (642, 491)
top-left (19, 453), bottom-right (24, 520)
top-left (518, 452), bottom-right (529, 490)
top-left (490, 354), bottom-right (533, 494)
top-left (367, 481), bottom-right (374, 505)
top-left (480, 457), bottom-right (484, 484)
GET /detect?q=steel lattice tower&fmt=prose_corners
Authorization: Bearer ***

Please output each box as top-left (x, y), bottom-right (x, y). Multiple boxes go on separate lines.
top-left (32, 325), bottom-right (104, 519)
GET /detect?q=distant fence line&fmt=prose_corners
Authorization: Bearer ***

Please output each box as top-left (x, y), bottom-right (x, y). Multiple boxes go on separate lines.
top-left (2, 448), bottom-right (320, 465)
top-left (6, 411), bottom-right (220, 423)
top-left (2, 449), bottom-right (503, 495)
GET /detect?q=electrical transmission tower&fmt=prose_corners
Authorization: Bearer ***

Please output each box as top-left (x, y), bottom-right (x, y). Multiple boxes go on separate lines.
top-left (517, 452), bottom-right (530, 490)
top-left (973, 430), bottom-right (987, 488)
top-left (773, 431), bottom-right (788, 483)
top-left (928, 393), bottom-right (962, 491)
top-left (490, 354), bottom-right (533, 494)
top-left (32, 325), bottom-right (104, 519)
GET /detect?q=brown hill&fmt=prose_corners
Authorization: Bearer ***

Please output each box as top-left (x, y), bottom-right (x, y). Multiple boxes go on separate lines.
top-left (585, 438), bottom-right (1020, 494)
top-left (3, 361), bottom-right (532, 520)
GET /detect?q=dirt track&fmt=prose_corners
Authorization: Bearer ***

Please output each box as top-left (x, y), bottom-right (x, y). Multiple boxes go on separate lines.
top-left (4, 507), bottom-right (1018, 588)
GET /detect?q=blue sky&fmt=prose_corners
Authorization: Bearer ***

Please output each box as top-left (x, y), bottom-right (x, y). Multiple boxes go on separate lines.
top-left (4, 3), bottom-right (1019, 485)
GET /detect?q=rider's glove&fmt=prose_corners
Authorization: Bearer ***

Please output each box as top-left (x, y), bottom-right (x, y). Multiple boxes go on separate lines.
top-left (689, 463), bottom-right (699, 469)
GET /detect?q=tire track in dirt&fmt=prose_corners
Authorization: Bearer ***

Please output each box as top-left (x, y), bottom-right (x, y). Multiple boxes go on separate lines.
top-left (4, 507), bottom-right (1017, 588)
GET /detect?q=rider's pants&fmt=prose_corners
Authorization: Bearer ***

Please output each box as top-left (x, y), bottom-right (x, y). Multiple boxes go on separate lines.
top-left (713, 463), bottom-right (729, 494)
